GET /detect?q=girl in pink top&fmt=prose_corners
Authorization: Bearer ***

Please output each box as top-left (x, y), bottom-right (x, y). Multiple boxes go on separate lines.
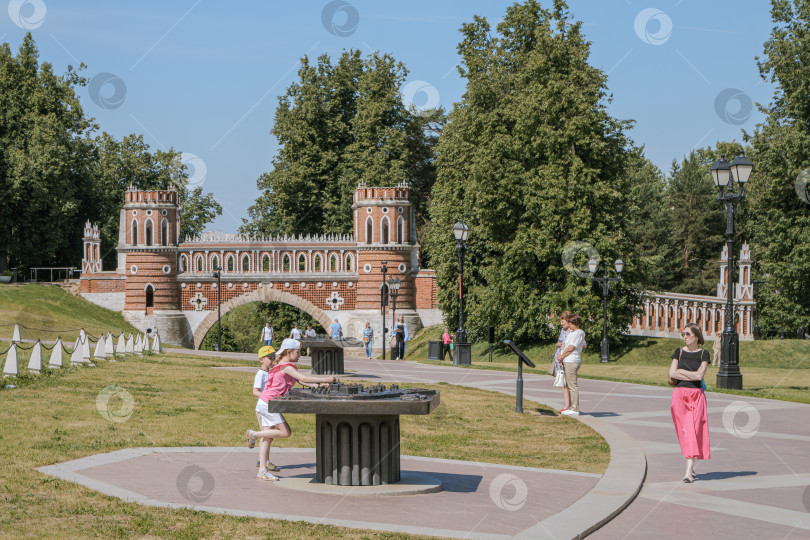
top-left (247, 338), bottom-right (336, 481)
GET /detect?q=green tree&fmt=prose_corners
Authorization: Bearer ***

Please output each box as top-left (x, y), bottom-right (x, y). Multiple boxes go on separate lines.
top-left (665, 148), bottom-right (734, 295)
top-left (86, 133), bottom-right (222, 268)
top-left (623, 147), bottom-right (671, 291)
top-left (200, 302), bottom-right (326, 352)
top-left (0, 34), bottom-right (94, 271)
top-left (241, 50), bottom-right (440, 250)
top-left (747, 0), bottom-right (810, 330)
top-left (426, 0), bottom-right (639, 344)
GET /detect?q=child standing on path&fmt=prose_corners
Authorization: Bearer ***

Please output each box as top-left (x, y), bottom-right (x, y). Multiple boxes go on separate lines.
top-left (250, 345), bottom-right (281, 472)
top-left (246, 338), bottom-right (336, 481)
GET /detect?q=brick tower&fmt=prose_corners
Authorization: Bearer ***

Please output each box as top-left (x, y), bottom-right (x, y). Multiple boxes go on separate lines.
top-left (353, 181), bottom-right (418, 311)
top-left (120, 186), bottom-right (188, 342)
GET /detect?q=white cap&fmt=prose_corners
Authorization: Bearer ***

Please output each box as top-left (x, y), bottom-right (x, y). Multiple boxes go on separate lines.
top-left (277, 338), bottom-right (301, 357)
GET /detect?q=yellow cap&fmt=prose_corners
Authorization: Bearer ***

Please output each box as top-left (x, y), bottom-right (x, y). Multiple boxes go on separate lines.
top-left (258, 345), bottom-right (276, 359)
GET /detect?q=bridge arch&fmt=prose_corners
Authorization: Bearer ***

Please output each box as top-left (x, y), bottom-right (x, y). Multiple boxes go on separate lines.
top-left (192, 287), bottom-right (333, 349)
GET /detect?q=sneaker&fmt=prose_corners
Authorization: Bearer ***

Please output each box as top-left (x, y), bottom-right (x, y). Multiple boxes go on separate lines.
top-left (559, 408), bottom-right (568, 413)
top-left (257, 470), bottom-right (279, 481)
top-left (561, 410), bottom-right (580, 416)
top-left (246, 429), bottom-right (256, 448)
top-left (256, 460), bottom-right (281, 471)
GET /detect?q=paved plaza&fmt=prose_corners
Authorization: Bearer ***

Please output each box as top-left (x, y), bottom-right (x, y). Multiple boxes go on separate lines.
top-left (39, 352), bottom-right (810, 539)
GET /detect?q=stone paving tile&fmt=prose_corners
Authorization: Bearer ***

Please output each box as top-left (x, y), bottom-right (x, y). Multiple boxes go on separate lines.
top-left (63, 448), bottom-right (600, 538)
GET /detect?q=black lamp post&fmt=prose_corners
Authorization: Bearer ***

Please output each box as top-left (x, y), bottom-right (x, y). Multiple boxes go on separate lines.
top-left (711, 153), bottom-right (753, 389)
top-left (388, 277), bottom-right (400, 320)
top-left (588, 258), bottom-right (623, 363)
top-left (452, 220), bottom-right (471, 365)
top-left (380, 261), bottom-right (388, 360)
top-left (212, 265), bottom-right (222, 352)
top-left (389, 277), bottom-right (400, 358)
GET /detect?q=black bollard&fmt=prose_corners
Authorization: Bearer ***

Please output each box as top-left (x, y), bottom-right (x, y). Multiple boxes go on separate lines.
top-left (503, 340), bottom-right (536, 413)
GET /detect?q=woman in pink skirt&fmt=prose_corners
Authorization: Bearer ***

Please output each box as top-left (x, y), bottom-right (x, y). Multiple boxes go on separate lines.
top-left (669, 323), bottom-right (710, 483)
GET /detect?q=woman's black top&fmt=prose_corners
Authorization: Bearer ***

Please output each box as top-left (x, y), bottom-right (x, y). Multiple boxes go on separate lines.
top-left (671, 348), bottom-right (709, 389)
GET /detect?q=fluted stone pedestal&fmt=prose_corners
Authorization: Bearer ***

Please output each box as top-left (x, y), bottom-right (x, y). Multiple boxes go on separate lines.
top-left (316, 414), bottom-right (400, 485)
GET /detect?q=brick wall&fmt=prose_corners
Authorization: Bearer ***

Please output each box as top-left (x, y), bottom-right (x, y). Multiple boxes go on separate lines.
top-left (355, 250), bottom-right (415, 310)
top-left (179, 279), bottom-right (357, 313)
top-left (80, 274), bottom-right (125, 293)
top-left (124, 251), bottom-right (179, 311)
top-left (414, 269), bottom-right (438, 309)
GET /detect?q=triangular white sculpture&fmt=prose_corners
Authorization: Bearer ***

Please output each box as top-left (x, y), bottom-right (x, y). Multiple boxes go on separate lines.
top-left (116, 333), bottom-right (126, 355)
top-left (93, 337), bottom-right (106, 360)
top-left (125, 334), bottom-right (134, 354)
top-left (143, 333), bottom-right (151, 353)
top-left (28, 341), bottom-right (44, 374)
top-left (70, 338), bottom-right (84, 365)
top-left (105, 332), bottom-right (114, 355)
top-left (3, 342), bottom-right (18, 376)
top-left (134, 334), bottom-right (143, 355)
top-left (12, 324), bottom-right (21, 342)
top-left (81, 335), bottom-right (91, 361)
top-left (151, 331), bottom-right (162, 353)
top-left (49, 338), bottom-right (63, 369)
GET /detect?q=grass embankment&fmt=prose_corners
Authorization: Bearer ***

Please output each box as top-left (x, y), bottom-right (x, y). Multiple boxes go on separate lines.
top-left (0, 351), bottom-right (608, 538)
top-left (407, 327), bottom-right (810, 404)
top-left (0, 283), bottom-right (137, 342)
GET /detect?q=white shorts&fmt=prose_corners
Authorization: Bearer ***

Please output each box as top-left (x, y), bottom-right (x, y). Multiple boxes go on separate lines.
top-left (256, 401), bottom-right (285, 427)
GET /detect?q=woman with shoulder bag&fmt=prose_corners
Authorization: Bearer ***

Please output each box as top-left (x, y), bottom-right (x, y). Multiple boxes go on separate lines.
top-left (669, 323), bottom-right (710, 483)
top-left (362, 322), bottom-right (373, 359)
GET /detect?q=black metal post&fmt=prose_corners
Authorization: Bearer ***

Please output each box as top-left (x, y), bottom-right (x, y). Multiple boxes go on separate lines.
top-left (717, 190), bottom-right (743, 389)
top-left (380, 261), bottom-right (388, 361)
top-left (589, 261), bottom-right (621, 363)
top-left (516, 356), bottom-right (524, 413)
top-left (456, 240), bottom-right (467, 345)
top-left (214, 266), bottom-right (222, 352)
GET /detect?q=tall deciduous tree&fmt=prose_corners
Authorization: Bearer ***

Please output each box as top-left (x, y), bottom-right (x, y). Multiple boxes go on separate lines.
top-left (426, 0), bottom-right (638, 343)
top-left (746, 0), bottom-right (810, 330)
top-left (0, 35), bottom-right (221, 272)
top-left (241, 50), bottom-right (441, 251)
top-left (86, 133), bottom-right (222, 268)
top-left (0, 34), bottom-right (94, 270)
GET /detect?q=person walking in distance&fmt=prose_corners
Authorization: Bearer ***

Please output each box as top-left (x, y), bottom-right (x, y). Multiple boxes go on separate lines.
top-left (362, 322), bottom-right (374, 359)
top-left (260, 322), bottom-right (274, 347)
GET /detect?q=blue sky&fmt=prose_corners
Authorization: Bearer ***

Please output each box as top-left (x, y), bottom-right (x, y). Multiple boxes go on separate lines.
top-left (3, 0), bottom-right (774, 232)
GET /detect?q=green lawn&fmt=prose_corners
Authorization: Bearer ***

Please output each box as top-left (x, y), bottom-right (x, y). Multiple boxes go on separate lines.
top-left (407, 326), bottom-right (810, 404)
top-left (0, 283), bottom-right (137, 342)
top-left (0, 351), bottom-right (607, 538)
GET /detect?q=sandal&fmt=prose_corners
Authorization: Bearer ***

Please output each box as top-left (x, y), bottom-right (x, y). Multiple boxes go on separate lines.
top-left (256, 460), bottom-right (281, 472)
top-left (257, 470), bottom-right (279, 481)
top-left (246, 429), bottom-right (256, 449)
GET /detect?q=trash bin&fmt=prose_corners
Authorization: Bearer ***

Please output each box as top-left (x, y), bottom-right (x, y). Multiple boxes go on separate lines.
top-left (453, 342), bottom-right (472, 366)
top-left (427, 340), bottom-right (442, 360)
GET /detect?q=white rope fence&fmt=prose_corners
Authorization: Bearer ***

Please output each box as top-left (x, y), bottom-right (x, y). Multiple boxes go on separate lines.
top-left (2, 324), bottom-right (163, 379)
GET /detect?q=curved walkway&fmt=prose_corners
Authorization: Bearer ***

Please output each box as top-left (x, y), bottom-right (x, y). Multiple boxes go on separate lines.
top-left (333, 357), bottom-right (810, 539)
top-left (43, 350), bottom-right (810, 538)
